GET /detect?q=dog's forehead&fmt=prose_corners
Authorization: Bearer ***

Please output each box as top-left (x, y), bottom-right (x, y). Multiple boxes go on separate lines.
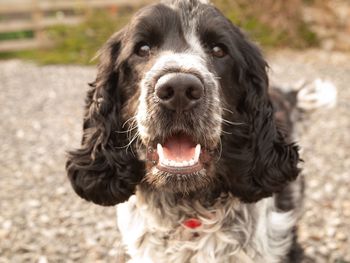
top-left (127, 0), bottom-right (216, 56)
top-left (161, 0), bottom-right (210, 6)
top-left (161, 0), bottom-right (210, 21)
top-left (131, 0), bottom-right (216, 34)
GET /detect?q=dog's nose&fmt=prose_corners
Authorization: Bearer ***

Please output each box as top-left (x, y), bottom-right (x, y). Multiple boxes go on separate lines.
top-left (155, 73), bottom-right (204, 111)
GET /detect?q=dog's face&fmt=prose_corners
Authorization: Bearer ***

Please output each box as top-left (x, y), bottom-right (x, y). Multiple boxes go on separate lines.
top-left (66, 0), bottom-right (300, 206)
top-left (121, 2), bottom-right (232, 192)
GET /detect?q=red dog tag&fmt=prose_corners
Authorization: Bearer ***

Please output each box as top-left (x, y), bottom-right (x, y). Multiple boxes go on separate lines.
top-left (183, 218), bottom-right (202, 229)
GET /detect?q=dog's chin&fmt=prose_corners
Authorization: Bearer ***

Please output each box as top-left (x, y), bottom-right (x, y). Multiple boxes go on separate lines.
top-left (142, 132), bottom-right (217, 194)
top-left (145, 166), bottom-right (213, 194)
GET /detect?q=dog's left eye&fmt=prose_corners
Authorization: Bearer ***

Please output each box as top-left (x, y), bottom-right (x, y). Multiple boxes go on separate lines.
top-left (136, 43), bottom-right (151, 57)
top-left (211, 45), bottom-right (227, 58)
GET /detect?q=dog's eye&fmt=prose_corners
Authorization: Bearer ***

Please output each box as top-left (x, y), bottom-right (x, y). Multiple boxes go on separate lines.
top-left (136, 43), bottom-right (151, 57)
top-left (211, 45), bottom-right (227, 58)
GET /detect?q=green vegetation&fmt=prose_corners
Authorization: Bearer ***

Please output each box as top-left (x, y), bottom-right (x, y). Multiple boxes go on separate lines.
top-left (231, 15), bottom-right (318, 48)
top-left (215, 0), bottom-right (318, 49)
top-left (0, 1), bottom-right (319, 65)
top-left (38, 11), bottom-right (130, 64)
top-left (0, 30), bottom-right (33, 40)
top-left (0, 10), bottom-right (130, 65)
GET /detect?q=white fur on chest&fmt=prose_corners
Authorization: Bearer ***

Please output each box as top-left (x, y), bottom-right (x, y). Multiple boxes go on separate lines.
top-left (116, 194), bottom-right (296, 263)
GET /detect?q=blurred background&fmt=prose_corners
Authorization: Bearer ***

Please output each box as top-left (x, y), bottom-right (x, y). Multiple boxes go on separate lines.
top-left (0, 0), bottom-right (349, 262)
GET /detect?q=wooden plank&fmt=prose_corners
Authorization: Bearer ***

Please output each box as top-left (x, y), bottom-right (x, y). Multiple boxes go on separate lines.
top-left (41, 16), bottom-right (84, 27)
top-left (0, 0), bottom-right (153, 53)
top-left (0, 20), bottom-right (34, 33)
top-left (85, 0), bottom-right (154, 8)
top-left (0, 39), bottom-right (45, 52)
top-left (0, 0), bottom-right (153, 14)
top-left (32, 0), bottom-right (45, 44)
top-left (0, 16), bottom-right (84, 33)
top-left (0, 3), bottom-right (33, 14)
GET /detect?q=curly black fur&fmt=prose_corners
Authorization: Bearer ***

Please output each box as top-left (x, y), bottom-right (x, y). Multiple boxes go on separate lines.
top-left (215, 29), bottom-right (300, 202)
top-left (66, 32), bottom-right (145, 206)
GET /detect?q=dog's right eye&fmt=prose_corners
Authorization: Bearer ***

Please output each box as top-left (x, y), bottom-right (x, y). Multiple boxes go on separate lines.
top-left (211, 44), bottom-right (227, 58)
top-left (136, 43), bottom-right (151, 57)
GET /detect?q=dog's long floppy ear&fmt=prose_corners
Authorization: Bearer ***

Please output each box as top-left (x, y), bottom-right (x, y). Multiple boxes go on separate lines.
top-left (66, 31), bottom-right (144, 206)
top-left (221, 27), bottom-right (300, 203)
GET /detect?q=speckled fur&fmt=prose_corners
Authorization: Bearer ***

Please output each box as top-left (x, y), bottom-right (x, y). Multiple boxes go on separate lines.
top-left (117, 182), bottom-right (301, 263)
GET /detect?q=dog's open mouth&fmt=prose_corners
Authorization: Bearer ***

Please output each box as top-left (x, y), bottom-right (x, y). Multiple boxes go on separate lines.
top-left (147, 133), bottom-right (211, 174)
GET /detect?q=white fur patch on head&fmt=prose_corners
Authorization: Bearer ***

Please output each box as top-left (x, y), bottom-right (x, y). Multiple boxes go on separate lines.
top-left (161, 0), bottom-right (210, 69)
top-left (183, 24), bottom-right (205, 56)
top-left (162, 0), bottom-right (210, 5)
top-left (145, 52), bottom-right (210, 76)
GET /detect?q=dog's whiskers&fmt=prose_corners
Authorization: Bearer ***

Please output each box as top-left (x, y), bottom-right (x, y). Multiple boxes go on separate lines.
top-left (215, 137), bottom-right (223, 163)
top-left (222, 118), bottom-right (245, 126)
top-left (222, 107), bottom-right (234, 115)
top-left (122, 116), bottom-right (138, 129)
top-left (115, 130), bottom-right (140, 151)
top-left (221, 130), bottom-right (233, 135)
top-left (115, 125), bottom-right (138, 134)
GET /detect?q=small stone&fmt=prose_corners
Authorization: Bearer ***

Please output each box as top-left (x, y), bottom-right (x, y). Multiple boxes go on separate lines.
top-left (56, 187), bottom-right (67, 195)
top-left (27, 199), bottom-right (41, 208)
top-left (324, 183), bottom-right (334, 193)
top-left (2, 220), bottom-right (12, 230)
top-left (16, 129), bottom-right (25, 138)
top-left (305, 246), bottom-right (316, 257)
top-left (327, 241), bottom-right (339, 250)
top-left (326, 227), bottom-right (336, 237)
top-left (32, 121), bottom-right (41, 130)
top-left (39, 215), bottom-right (50, 223)
top-left (330, 217), bottom-right (342, 227)
top-left (335, 232), bottom-right (348, 241)
top-left (318, 245), bottom-right (330, 256)
top-left (108, 248), bottom-right (118, 257)
top-left (38, 256), bottom-right (48, 263)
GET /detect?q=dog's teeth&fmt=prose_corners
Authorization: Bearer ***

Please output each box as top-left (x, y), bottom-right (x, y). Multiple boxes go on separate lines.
top-left (169, 160), bottom-right (177, 166)
top-left (163, 159), bottom-right (171, 166)
top-left (194, 144), bottom-right (201, 162)
top-left (182, 161), bottom-right (190, 167)
top-left (188, 159), bottom-right (196, 166)
top-left (175, 161), bottom-right (183, 167)
top-left (157, 144), bottom-right (164, 162)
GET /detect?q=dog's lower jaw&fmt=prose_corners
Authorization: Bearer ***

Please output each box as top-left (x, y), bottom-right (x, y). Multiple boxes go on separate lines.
top-left (144, 168), bottom-right (210, 194)
top-left (142, 159), bottom-right (217, 194)
top-left (116, 183), bottom-right (300, 263)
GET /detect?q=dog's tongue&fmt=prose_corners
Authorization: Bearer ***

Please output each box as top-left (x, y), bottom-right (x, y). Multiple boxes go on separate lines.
top-left (163, 134), bottom-right (196, 162)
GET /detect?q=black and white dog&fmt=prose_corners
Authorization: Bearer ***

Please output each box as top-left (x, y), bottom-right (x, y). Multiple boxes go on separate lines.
top-left (66, 0), bottom-right (336, 262)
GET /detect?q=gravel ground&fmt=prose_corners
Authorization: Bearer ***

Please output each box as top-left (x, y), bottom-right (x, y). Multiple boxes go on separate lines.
top-left (0, 49), bottom-right (349, 263)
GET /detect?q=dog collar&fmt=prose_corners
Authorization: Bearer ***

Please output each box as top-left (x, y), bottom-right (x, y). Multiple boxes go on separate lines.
top-left (183, 218), bottom-right (202, 229)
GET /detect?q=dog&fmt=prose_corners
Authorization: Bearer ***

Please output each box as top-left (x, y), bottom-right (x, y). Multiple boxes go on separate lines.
top-left (66, 0), bottom-right (336, 262)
